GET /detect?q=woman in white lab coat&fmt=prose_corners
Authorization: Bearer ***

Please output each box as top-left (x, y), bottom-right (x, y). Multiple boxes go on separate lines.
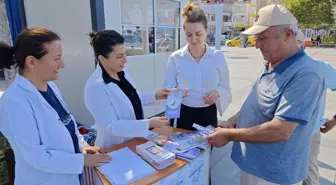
top-left (163, 2), bottom-right (232, 130)
top-left (84, 30), bottom-right (170, 149)
top-left (0, 28), bottom-right (111, 185)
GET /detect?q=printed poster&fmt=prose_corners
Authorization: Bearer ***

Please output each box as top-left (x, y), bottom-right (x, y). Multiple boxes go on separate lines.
top-left (188, 152), bottom-right (205, 185)
top-left (158, 165), bottom-right (187, 185)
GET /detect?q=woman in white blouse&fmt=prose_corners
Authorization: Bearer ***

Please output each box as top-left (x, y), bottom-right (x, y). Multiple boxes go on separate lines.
top-left (164, 2), bottom-right (232, 130)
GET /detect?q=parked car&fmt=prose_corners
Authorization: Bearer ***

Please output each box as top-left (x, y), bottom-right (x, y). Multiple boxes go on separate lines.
top-left (225, 36), bottom-right (256, 47)
top-left (245, 36), bottom-right (256, 47)
top-left (123, 34), bottom-right (142, 48)
top-left (221, 34), bottom-right (228, 45)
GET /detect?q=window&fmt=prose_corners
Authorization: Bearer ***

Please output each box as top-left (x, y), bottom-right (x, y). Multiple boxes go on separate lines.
top-left (156, 0), bottom-right (180, 27)
top-left (233, 15), bottom-right (245, 23)
top-left (122, 26), bottom-right (155, 56)
top-left (207, 26), bottom-right (216, 46)
top-left (121, 0), bottom-right (154, 25)
top-left (156, 27), bottom-right (179, 53)
top-left (120, 0), bottom-right (180, 56)
top-left (223, 15), bottom-right (230, 22)
top-left (155, 0), bottom-right (180, 53)
top-left (211, 14), bottom-right (216, 21)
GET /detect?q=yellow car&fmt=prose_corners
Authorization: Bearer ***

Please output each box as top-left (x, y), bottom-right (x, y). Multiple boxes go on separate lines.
top-left (225, 36), bottom-right (256, 47)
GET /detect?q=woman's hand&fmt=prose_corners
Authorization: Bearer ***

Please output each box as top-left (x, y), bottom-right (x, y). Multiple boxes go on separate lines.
top-left (204, 90), bottom-right (219, 105)
top-left (155, 88), bottom-right (188, 100)
top-left (173, 88), bottom-right (188, 97)
top-left (84, 153), bottom-right (112, 167)
top-left (155, 88), bottom-right (171, 100)
top-left (82, 146), bottom-right (107, 154)
top-left (149, 116), bottom-right (170, 129)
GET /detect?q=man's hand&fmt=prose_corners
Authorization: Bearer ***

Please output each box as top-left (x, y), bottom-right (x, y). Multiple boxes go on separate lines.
top-left (218, 120), bottom-right (236, 128)
top-left (207, 127), bottom-right (231, 147)
top-left (320, 119), bottom-right (336, 134)
top-left (218, 112), bottom-right (239, 129)
top-left (82, 146), bottom-right (107, 154)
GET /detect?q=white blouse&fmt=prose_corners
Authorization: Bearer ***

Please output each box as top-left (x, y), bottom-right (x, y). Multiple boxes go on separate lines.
top-left (163, 44), bottom-right (232, 115)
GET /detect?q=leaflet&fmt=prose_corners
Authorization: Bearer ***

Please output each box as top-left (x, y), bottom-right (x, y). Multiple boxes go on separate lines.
top-left (165, 90), bottom-right (183, 119)
top-left (192, 123), bottom-right (215, 135)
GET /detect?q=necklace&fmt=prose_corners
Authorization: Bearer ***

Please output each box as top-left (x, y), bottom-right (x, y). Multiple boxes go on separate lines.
top-left (188, 45), bottom-right (206, 59)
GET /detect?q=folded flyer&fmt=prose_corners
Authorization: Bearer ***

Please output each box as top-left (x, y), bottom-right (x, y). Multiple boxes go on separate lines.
top-left (164, 90), bottom-right (183, 119)
top-left (175, 148), bottom-right (201, 159)
top-left (136, 141), bottom-right (176, 170)
top-left (192, 123), bottom-right (215, 135)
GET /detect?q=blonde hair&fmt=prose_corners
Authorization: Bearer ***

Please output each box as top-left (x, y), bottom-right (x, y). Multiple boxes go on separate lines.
top-left (182, 2), bottom-right (208, 30)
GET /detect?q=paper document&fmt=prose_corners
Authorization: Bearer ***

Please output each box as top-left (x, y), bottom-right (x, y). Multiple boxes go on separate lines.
top-left (168, 131), bottom-right (207, 152)
top-left (97, 147), bottom-right (156, 185)
top-left (144, 130), bottom-right (159, 140)
top-left (175, 137), bottom-right (207, 151)
top-left (136, 141), bottom-right (176, 170)
top-left (192, 123), bottom-right (215, 135)
top-left (169, 131), bottom-right (203, 142)
top-left (165, 90), bottom-right (183, 118)
top-left (175, 148), bottom-right (200, 159)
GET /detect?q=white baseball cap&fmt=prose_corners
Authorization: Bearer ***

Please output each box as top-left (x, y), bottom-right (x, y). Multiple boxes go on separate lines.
top-left (296, 30), bottom-right (305, 42)
top-left (242, 4), bottom-right (298, 35)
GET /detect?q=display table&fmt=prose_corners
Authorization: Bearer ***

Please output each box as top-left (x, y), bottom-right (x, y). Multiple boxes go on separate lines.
top-left (96, 127), bottom-right (211, 185)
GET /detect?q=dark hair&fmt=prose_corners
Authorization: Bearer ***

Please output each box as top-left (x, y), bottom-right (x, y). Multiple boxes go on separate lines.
top-left (182, 2), bottom-right (208, 30)
top-left (0, 28), bottom-right (60, 70)
top-left (89, 30), bottom-right (125, 61)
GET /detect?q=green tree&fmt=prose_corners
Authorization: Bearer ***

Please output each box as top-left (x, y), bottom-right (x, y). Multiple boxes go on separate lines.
top-left (282, 0), bottom-right (336, 29)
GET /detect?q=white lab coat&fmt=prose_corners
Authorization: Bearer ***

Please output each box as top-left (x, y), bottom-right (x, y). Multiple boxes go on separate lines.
top-left (0, 74), bottom-right (87, 185)
top-left (84, 65), bottom-right (157, 149)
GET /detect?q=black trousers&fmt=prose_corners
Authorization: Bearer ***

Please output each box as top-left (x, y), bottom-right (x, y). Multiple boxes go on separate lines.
top-left (175, 104), bottom-right (218, 130)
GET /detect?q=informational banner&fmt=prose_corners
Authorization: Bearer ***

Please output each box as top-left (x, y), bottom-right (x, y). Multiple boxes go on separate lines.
top-left (155, 152), bottom-right (207, 185)
top-left (188, 153), bottom-right (205, 185)
top-left (158, 166), bottom-right (187, 185)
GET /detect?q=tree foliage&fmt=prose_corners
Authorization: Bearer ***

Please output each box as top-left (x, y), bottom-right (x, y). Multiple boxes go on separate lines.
top-left (282, 0), bottom-right (336, 29)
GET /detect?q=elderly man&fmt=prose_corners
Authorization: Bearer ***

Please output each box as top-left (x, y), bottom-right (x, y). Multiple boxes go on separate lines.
top-left (296, 31), bottom-right (336, 185)
top-left (208, 4), bottom-right (325, 185)
top-left (296, 31), bottom-right (306, 49)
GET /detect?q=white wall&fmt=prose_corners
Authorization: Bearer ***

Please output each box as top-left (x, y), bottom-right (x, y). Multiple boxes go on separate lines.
top-left (23, 0), bottom-right (189, 124)
top-left (103, 0), bottom-right (122, 33)
top-left (24, 0), bottom-right (96, 125)
top-left (126, 55), bottom-right (157, 117)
